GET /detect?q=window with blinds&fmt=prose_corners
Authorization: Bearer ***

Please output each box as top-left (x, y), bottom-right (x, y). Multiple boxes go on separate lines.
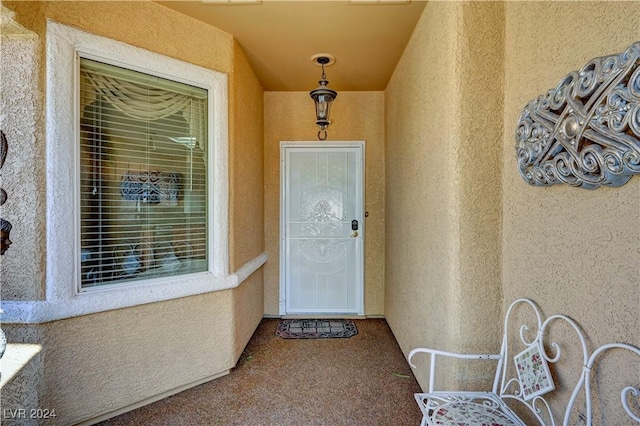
top-left (79, 57), bottom-right (209, 289)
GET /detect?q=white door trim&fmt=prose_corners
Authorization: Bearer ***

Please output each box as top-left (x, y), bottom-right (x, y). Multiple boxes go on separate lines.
top-left (279, 141), bottom-right (365, 316)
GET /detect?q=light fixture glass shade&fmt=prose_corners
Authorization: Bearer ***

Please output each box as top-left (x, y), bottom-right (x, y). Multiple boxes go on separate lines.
top-left (309, 54), bottom-right (337, 141)
top-left (310, 80), bottom-right (337, 133)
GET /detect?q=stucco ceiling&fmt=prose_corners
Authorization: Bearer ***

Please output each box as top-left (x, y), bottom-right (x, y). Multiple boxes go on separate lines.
top-left (156, 0), bottom-right (427, 92)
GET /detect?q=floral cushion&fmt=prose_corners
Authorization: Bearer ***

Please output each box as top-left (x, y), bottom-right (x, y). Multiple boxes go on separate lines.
top-left (430, 400), bottom-right (520, 426)
top-left (415, 394), bottom-right (525, 426)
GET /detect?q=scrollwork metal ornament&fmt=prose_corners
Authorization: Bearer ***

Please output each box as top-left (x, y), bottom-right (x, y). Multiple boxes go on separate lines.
top-left (516, 41), bottom-right (640, 188)
top-left (0, 130), bottom-right (9, 361)
top-left (0, 130), bottom-right (13, 256)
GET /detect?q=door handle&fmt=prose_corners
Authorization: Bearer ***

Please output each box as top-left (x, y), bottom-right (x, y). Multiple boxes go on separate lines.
top-left (351, 231), bottom-right (358, 238)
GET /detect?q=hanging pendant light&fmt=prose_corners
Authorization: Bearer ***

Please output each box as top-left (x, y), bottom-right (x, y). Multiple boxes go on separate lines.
top-left (310, 54), bottom-right (337, 141)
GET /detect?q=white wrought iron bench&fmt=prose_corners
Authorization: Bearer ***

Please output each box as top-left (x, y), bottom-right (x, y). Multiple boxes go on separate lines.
top-left (408, 299), bottom-right (640, 426)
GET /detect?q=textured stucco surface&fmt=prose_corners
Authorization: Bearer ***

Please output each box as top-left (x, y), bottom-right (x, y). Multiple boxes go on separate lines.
top-left (232, 272), bottom-right (264, 362)
top-left (387, 0), bottom-right (639, 420)
top-left (1, 0), bottom-right (637, 423)
top-left (452, 3), bottom-right (504, 351)
top-left (387, 2), bottom-right (639, 417)
top-left (229, 41), bottom-right (265, 362)
top-left (1, 2), bottom-right (265, 424)
top-left (503, 2), bottom-right (640, 336)
top-left (229, 41), bottom-right (265, 271)
top-left (37, 294), bottom-right (234, 425)
top-left (0, 344), bottom-right (43, 426)
top-left (263, 91), bottom-right (385, 316)
top-left (502, 2), bottom-right (640, 422)
top-left (384, 1), bottom-right (504, 390)
top-left (0, 6), bottom-right (46, 300)
top-left (385, 2), bottom-right (458, 371)
top-left (14, 0), bottom-right (234, 76)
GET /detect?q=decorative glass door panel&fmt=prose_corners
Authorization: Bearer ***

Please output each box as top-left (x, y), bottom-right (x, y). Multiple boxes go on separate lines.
top-left (281, 143), bottom-right (364, 314)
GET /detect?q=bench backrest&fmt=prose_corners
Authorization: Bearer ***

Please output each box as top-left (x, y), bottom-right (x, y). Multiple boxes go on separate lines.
top-left (493, 299), bottom-right (640, 425)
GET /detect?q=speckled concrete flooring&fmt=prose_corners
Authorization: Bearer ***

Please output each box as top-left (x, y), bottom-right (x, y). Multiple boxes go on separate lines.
top-left (99, 319), bottom-right (423, 426)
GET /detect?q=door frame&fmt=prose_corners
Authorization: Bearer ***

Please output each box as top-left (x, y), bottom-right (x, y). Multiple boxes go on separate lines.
top-left (279, 141), bottom-right (365, 316)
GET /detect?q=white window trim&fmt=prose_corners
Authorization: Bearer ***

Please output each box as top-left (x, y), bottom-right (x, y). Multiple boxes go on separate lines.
top-left (0, 21), bottom-right (268, 323)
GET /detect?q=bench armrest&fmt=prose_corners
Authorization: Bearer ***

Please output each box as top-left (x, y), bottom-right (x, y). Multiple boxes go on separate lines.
top-left (408, 347), bottom-right (501, 393)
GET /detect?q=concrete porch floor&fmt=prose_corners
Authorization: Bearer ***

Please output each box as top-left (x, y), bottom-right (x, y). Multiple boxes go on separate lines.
top-left (98, 319), bottom-right (422, 425)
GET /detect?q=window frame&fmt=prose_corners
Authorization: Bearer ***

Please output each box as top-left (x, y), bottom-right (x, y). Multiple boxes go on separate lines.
top-left (75, 53), bottom-right (212, 292)
top-left (37, 20), bottom-right (231, 319)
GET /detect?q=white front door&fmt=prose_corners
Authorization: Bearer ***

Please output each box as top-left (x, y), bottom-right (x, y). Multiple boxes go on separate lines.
top-left (280, 142), bottom-right (364, 315)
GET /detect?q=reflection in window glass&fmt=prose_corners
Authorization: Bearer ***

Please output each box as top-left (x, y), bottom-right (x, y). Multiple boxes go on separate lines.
top-left (79, 57), bottom-right (208, 288)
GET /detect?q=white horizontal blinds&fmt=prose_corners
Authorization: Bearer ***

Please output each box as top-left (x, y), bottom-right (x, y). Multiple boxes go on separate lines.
top-left (79, 57), bottom-right (208, 288)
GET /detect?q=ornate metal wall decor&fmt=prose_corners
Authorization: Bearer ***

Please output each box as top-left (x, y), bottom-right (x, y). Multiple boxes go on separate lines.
top-left (0, 130), bottom-right (6, 357)
top-left (0, 130), bottom-right (6, 206)
top-left (0, 130), bottom-right (7, 170)
top-left (516, 41), bottom-right (640, 188)
top-left (120, 171), bottom-right (180, 203)
top-left (0, 130), bottom-right (13, 256)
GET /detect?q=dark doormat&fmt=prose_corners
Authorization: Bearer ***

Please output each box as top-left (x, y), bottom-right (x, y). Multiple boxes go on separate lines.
top-left (276, 319), bottom-right (358, 339)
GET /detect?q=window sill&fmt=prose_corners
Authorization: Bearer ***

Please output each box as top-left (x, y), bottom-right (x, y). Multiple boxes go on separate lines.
top-left (1, 252), bottom-right (267, 324)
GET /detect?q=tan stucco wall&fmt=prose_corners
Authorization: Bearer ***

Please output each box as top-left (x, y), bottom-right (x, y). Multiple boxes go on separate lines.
top-left (39, 294), bottom-right (235, 424)
top-left (229, 40), bottom-right (265, 270)
top-left (503, 0), bottom-right (639, 343)
top-left (387, 0), bottom-right (639, 419)
top-left (2, 2), bottom-right (265, 424)
top-left (231, 272), bottom-right (264, 361)
top-left (385, 1), bottom-right (458, 365)
top-left (263, 91), bottom-right (385, 316)
top-left (229, 41), bottom-right (265, 361)
top-left (0, 5), bottom-right (46, 300)
top-left (503, 2), bottom-right (640, 420)
top-left (384, 1), bottom-right (504, 389)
